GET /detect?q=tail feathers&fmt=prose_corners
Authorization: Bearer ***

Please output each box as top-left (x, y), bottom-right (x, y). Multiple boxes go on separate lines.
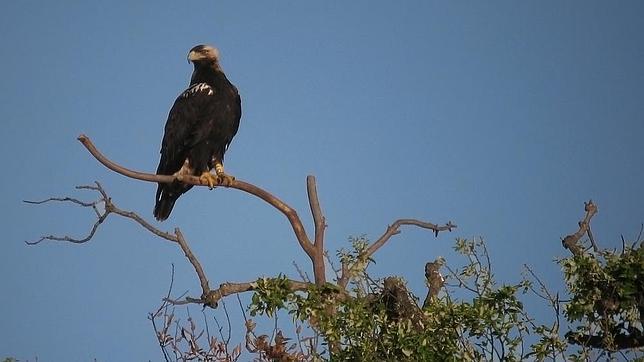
top-left (154, 190), bottom-right (178, 221)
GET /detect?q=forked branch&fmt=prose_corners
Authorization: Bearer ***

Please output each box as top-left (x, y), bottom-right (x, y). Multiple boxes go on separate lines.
top-left (338, 219), bottom-right (456, 289)
top-left (24, 184), bottom-right (110, 245)
top-left (25, 182), bottom-right (212, 303)
top-left (28, 134), bottom-right (456, 311)
top-left (561, 200), bottom-right (597, 256)
top-left (78, 134), bottom-right (321, 282)
top-left (77, 134), bottom-right (456, 290)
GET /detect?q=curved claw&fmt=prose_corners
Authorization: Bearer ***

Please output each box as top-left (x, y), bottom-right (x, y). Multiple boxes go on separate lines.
top-left (199, 172), bottom-right (218, 189)
top-left (217, 173), bottom-right (235, 187)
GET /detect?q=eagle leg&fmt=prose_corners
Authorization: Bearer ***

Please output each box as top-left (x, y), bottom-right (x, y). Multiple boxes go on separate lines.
top-left (199, 171), bottom-right (218, 189)
top-left (214, 160), bottom-right (235, 187)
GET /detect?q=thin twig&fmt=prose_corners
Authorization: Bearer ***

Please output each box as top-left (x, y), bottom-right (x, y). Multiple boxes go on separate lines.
top-left (523, 264), bottom-right (565, 359)
top-left (23, 196), bottom-right (98, 208)
top-left (24, 185), bottom-right (110, 245)
top-left (27, 181), bottom-right (216, 311)
top-left (25, 218), bottom-right (106, 245)
top-left (175, 229), bottom-right (210, 297)
top-left (444, 264), bottom-right (479, 294)
top-left (149, 264), bottom-right (176, 362)
top-left (324, 251), bottom-right (341, 281)
top-left (222, 300), bottom-right (232, 347)
top-left (292, 261), bottom-right (311, 283)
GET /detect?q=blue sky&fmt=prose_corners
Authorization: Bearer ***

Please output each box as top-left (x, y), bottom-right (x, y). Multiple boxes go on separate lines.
top-left (2, 1), bottom-right (643, 360)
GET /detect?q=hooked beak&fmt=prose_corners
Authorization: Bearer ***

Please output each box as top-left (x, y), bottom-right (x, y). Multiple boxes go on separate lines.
top-left (187, 50), bottom-right (197, 64)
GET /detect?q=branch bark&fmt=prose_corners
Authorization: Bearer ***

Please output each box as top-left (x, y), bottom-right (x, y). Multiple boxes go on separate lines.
top-left (422, 259), bottom-right (445, 308)
top-left (307, 175), bottom-right (326, 285)
top-left (25, 182), bottom-right (213, 303)
top-left (29, 134), bottom-right (457, 311)
top-left (365, 219), bottom-right (456, 258)
top-left (200, 280), bottom-right (313, 308)
top-left (77, 134), bottom-right (323, 279)
top-left (338, 219), bottom-right (456, 289)
top-left (561, 200), bottom-right (597, 256)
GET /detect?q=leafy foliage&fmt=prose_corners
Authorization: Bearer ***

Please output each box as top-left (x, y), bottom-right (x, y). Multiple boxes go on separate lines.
top-left (250, 274), bottom-right (296, 318)
top-left (245, 236), bottom-right (644, 361)
top-left (560, 240), bottom-right (643, 351)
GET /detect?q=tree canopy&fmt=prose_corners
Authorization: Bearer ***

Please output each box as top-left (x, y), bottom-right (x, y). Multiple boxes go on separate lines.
top-left (25, 136), bottom-right (643, 361)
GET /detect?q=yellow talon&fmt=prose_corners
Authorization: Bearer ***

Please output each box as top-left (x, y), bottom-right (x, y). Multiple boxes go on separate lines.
top-left (213, 160), bottom-right (235, 187)
top-left (199, 171), bottom-right (218, 189)
top-left (217, 173), bottom-right (236, 187)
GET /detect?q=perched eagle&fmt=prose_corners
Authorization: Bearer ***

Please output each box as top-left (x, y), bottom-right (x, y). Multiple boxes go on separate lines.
top-left (154, 44), bottom-right (241, 221)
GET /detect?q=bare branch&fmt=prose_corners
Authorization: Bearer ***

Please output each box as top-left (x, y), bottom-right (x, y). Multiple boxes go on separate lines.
top-left (23, 196), bottom-right (97, 208)
top-left (94, 205), bottom-right (210, 305)
top-left (26, 216), bottom-right (107, 245)
top-left (175, 228), bottom-right (210, 297)
top-left (78, 134), bottom-right (316, 259)
top-left (78, 134), bottom-right (175, 184)
top-left (324, 251), bottom-right (341, 281)
top-left (32, 133), bottom-right (460, 331)
top-left (523, 264), bottom-right (557, 304)
top-left (293, 261), bottom-right (311, 283)
top-left (106, 200), bottom-right (179, 242)
top-left (338, 219), bottom-right (456, 289)
top-left (422, 259), bottom-right (445, 308)
top-left (26, 181), bottom-right (215, 311)
top-left (167, 279), bottom-right (314, 309)
top-left (587, 224), bottom-right (598, 252)
top-left (339, 261), bottom-right (349, 289)
top-left (366, 219), bottom-right (456, 258)
top-left (307, 175), bottom-right (326, 285)
top-left (25, 181), bottom-right (181, 246)
top-left (561, 200), bottom-right (598, 256)
top-left (148, 264), bottom-right (176, 362)
top-left (24, 184), bottom-right (109, 245)
top-left (307, 175), bottom-right (326, 248)
top-left (443, 263), bottom-right (479, 294)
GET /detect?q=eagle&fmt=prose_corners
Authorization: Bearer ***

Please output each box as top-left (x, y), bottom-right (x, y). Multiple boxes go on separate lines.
top-left (153, 44), bottom-right (242, 221)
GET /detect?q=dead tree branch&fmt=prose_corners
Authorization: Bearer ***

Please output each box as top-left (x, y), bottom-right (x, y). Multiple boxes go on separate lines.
top-left (29, 134), bottom-right (455, 315)
top-left (24, 184), bottom-right (110, 245)
top-left (77, 134), bottom-right (457, 289)
top-left (306, 176), bottom-right (326, 285)
top-left (176, 229), bottom-right (210, 294)
top-left (423, 259), bottom-right (445, 308)
top-left (77, 134), bottom-right (326, 283)
top-left (199, 280), bottom-right (312, 308)
top-left (338, 219), bottom-right (456, 289)
top-left (366, 219), bottom-right (457, 257)
top-left (561, 200), bottom-right (598, 256)
top-left (25, 182), bottom-right (214, 305)
top-left (149, 264), bottom-right (176, 362)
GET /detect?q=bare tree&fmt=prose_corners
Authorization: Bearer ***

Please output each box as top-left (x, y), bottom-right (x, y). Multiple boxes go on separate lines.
top-left (27, 135), bottom-right (643, 361)
top-left (26, 134), bottom-right (456, 360)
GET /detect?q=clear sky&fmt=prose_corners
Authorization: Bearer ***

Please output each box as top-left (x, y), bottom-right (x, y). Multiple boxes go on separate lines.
top-left (2, 1), bottom-right (643, 360)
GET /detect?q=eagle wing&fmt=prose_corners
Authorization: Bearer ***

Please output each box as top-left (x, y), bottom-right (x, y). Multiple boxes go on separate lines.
top-left (156, 83), bottom-right (218, 177)
top-left (154, 83), bottom-right (218, 220)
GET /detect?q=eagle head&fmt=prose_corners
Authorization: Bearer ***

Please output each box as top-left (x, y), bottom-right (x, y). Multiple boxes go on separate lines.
top-left (187, 44), bottom-right (220, 64)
